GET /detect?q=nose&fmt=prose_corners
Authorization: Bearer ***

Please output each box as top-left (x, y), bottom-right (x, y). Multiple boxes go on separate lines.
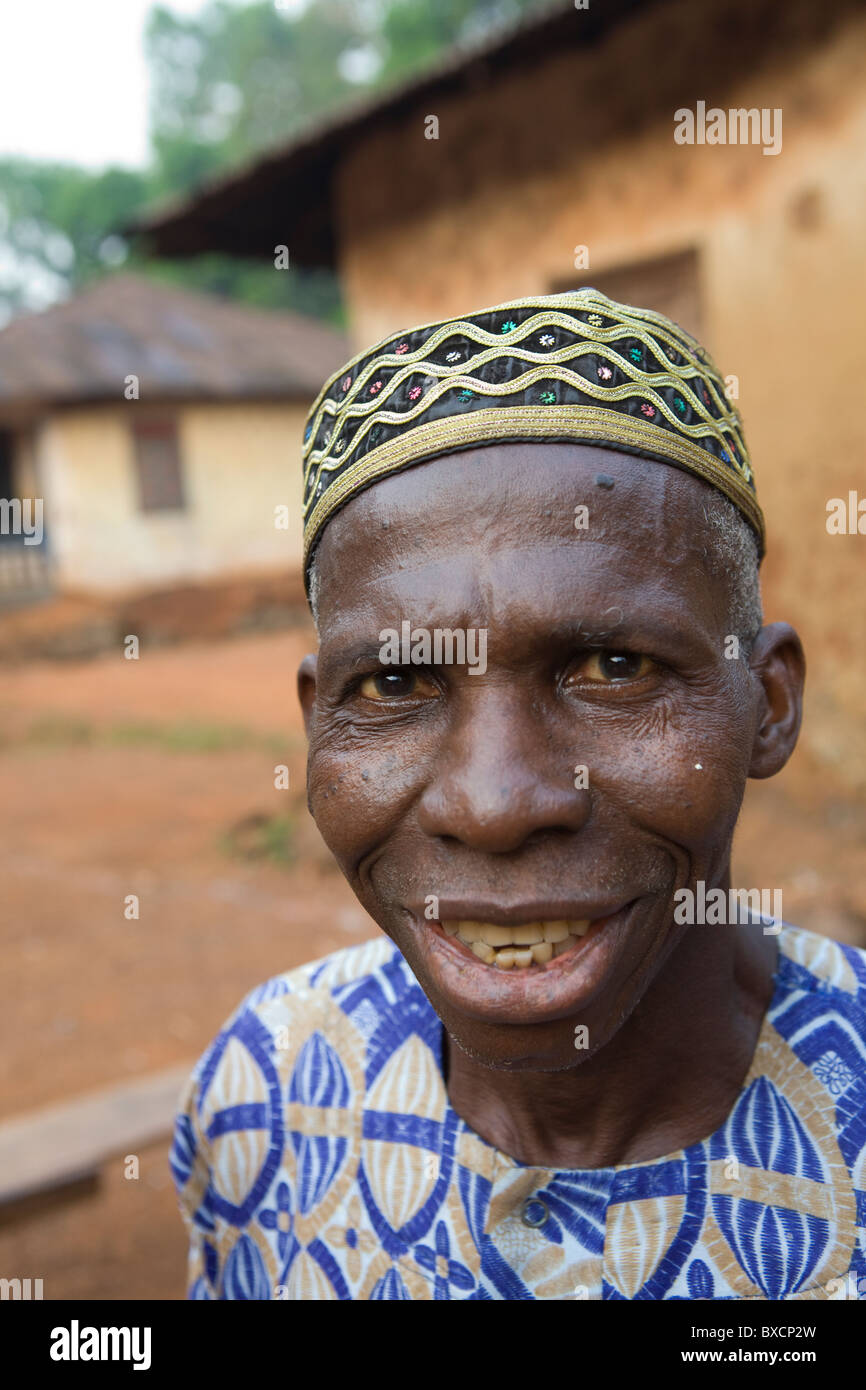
top-left (416, 684), bottom-right (590, 853)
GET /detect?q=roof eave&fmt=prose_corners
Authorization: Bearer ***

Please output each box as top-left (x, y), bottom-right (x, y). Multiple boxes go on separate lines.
top-left (127, 0), bottom-right (655, 268)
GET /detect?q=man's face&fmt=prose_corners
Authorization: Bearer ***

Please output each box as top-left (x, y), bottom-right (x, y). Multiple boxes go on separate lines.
top-left (299, 443), bottom-right (794, 1072)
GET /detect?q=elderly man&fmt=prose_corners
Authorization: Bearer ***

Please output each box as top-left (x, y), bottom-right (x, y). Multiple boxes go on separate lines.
top-left (172, 290), bottom-right (866, 1301)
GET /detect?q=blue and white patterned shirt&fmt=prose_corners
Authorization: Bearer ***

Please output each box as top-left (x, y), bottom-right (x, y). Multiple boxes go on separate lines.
top-left (171, 924), bottom-right (866, 1299)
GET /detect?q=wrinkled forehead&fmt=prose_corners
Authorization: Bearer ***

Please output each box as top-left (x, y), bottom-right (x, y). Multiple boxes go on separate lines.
top-left (312, 442), bottom-right (725, 623)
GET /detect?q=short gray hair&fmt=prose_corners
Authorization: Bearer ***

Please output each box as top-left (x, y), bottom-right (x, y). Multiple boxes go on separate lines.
top-left (307, 554), bottom-right (321, 628)
top-left (699, 489), bottom-right (763, 651)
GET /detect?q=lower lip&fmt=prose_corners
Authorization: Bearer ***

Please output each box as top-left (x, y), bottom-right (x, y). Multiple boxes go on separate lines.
top-left (409, 903), bottom-right (639, 1027)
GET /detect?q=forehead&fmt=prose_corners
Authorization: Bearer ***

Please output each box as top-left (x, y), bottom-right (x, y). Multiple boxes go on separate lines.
top-left (313, 442), bottom-right (726, 630)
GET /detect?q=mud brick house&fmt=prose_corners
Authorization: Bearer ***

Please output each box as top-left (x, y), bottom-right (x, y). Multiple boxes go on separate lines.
top-left (0, 273), bottom-right (348, 601)
top-left (136, 0), bottom-right (866, 785)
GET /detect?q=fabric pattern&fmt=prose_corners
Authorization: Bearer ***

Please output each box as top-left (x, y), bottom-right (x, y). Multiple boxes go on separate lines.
top-left (301, 288), bottom-right (764, 589)
top-left (171, 925), bottom-right (866, 1300)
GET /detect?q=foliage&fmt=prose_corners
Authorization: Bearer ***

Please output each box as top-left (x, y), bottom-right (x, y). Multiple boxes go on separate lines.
top-left (0, 160), bottom-right (148, 319)
top-left (0, 0), bottom-right (548, 323)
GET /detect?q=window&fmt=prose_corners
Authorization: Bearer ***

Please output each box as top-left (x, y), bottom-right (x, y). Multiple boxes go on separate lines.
top-left (0, 430), bottom-right (13, 500)
top-left (131, 419), bottom-right (186, 512)
top-left (551, 248), bottom-right (702, 340)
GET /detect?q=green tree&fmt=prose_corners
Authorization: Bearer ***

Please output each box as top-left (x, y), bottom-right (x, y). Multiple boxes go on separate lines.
top-left (0, 160), bottom-right (150, 319)
top-left (378, 0), bottom-right (541, 83)
top-left (0, 0), bottom-right (549, 324)
top-left (138, 0), bottom-right (382, 322)
top-left (146, 1), bottom-right (372, 196)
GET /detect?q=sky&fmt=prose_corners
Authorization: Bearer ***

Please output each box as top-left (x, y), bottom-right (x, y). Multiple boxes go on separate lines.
top-left (0, 0), bottom-right (308, 170)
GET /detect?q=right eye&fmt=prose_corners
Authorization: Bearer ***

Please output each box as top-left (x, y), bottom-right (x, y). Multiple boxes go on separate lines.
top-left (358, 670), bottom-right (440, 701)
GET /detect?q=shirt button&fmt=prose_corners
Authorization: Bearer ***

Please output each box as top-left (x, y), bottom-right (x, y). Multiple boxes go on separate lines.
top-left (521, 1196), bottom-right (549, 1228)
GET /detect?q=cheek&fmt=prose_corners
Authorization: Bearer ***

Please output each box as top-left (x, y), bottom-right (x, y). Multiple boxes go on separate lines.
top-left (608, 702), bottom-right (749, 849)
top-left (307, 729), bottom-right (425, 869)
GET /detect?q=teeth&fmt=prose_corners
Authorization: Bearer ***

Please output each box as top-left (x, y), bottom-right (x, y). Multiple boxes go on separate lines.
top-left (543, 921), bottom-right (570, 942)
top-left (441, 917), bottom-right (596, 968)
top-left (511, 924), bottom-right (543, 945)
top-left (479, 924), bottom-right (515, 947)
top-left (471, 940), bottom-right (496, 964)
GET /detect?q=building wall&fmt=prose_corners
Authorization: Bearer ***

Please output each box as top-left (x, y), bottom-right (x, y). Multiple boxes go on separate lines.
top-left (333, 0), bottom-right (866, 785)
top-left (38, 401), bottom-right (307, 593)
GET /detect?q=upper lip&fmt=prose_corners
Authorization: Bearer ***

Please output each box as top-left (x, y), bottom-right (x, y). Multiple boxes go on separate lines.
top-left (413, 898), bottom-right (635, 925)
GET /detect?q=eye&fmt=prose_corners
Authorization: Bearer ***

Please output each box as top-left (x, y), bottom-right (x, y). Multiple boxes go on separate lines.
top-left (568, 650), bottom-right (657, 684)
top-left (359, 669), bottom-right (440, 701)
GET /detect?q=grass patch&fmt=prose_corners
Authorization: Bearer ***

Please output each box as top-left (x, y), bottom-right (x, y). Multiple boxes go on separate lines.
top-left (103, 721), bottom-right (284, 754)
top-left (220, 812), bottom-right (297, 866)
top-left (25, 715), bottom-right (94, 746)
top-left (20, 716), bottom-right (299, 756)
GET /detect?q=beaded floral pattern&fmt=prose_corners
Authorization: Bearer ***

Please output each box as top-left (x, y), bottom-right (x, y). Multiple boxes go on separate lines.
top-left (301, 288), bottom-right (761, 584)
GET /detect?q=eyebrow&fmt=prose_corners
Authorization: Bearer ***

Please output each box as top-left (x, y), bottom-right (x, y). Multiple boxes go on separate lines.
top-left (317, 639), bottom-right (400, 685)
top-left (534, 613), bottom-right (714, 663)
top-left (320, 607), bottom-right (715, 677)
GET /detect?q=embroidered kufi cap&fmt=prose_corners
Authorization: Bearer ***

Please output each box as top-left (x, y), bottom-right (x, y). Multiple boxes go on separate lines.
top-left (301, 288), bottom-right (763, 590)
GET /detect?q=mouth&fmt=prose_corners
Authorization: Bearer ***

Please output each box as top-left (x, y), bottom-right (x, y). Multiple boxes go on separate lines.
top-left (404, 896), bottom-right (643, 1026)
top-left (440, 917), bottom-right (593, 969)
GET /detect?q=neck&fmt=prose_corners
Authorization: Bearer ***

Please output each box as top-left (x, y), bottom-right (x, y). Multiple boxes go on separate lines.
top-left (444, 918), bottom-right (779, 1169)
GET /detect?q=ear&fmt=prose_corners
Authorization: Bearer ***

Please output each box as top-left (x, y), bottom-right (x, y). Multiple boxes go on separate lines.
top-left (297, 653), bottom-right (318, 737)
top-left (747, 622), bottom-right (805, 779)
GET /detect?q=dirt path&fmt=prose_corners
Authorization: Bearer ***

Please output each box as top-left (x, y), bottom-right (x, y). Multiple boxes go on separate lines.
top-left (0, 629), bottom-right (384, 1117)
